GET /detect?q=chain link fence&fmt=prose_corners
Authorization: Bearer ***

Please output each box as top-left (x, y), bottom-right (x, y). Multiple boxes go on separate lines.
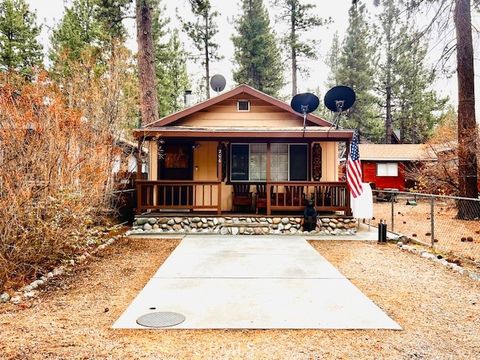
top-left (372, 190), bottom-right (480, 263)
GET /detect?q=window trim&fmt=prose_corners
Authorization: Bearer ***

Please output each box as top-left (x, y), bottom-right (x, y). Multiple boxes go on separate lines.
top-left (376, 162), bottom-right (399, 177)
top-left (237, 99), bottom-right (250, 112)
top-left (229, 143), bottom-right (308, 182)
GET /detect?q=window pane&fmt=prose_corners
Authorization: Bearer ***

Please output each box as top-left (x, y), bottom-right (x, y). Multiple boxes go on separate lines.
top-left (250, 143), bottom-right (266, 181)
top-left (231, 144), bottom-right (249, 180)
top-left (289, 144), bottom-right (308, 181)
top-left (377, 163), bottom-right (398, 177)
top-left (271, 143), bottom-right (288, 181)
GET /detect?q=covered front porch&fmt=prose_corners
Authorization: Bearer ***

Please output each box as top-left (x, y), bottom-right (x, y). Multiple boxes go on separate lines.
top-left (135, 129), bottom-right (353, 216)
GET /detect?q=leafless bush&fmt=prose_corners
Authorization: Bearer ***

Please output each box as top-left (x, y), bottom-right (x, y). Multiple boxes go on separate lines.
top-left (0, 71), bottom-right (115, 290)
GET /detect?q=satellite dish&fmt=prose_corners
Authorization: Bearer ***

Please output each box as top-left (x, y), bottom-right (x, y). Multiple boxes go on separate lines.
top-left (290, 92), bottom-right (320, 135)
top-left (210, 74), bottom-right (226, 93)
top-left (324, 86), bottom-right (356, 113)
top-left (290, 92), bottom-right (320, 115)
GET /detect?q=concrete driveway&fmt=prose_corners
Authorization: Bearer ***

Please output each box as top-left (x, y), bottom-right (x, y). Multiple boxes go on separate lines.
top-left (113, 235), bottom-right (401, 329)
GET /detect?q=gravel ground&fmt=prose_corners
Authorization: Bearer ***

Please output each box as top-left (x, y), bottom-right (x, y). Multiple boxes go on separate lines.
top-left (1, 238), bottom-right (479, 360)
top-left (373, 200), bottom-right (480, 263)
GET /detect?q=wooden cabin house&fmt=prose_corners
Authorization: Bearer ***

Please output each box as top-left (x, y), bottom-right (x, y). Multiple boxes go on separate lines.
top-left (133, 85), bottom-right (354, 216)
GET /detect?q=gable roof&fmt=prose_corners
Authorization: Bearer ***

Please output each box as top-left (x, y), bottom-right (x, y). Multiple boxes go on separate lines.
top-left (142, 84), bottom-right (332, 128)
top-left (359, 144), bottom-right (438, 161)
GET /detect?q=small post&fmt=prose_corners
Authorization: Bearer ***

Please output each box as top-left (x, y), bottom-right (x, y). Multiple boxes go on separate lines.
top-left (266, 143), bottom-right (271, 215)
top-left (430, 196), bottom-right (435, 247)
top-left (217, 144), bottom-right (222, 215)
top-left (391, 192), bottom-right (395, 232)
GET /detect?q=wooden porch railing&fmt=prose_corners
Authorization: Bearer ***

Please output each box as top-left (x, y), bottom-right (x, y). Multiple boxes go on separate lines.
top-left (268, 181), bottom-right (350, 214)
top-left (136, 180), bottom-right (350, 215)
top-left (136, 180), bottom-right (222, 214)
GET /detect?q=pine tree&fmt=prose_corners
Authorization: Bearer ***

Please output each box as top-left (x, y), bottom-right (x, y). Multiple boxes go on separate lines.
top-left (375, 0), bottom-right (446, 144)
top-left (179, 0), bottom-right (221, 99)
top-left (377, 0), bottom-right (400, 144)
top-left (0, 0), bottom-right (43, 76)
top-left (274, 0), bottom-right (329, 96)
top-left (393, 26), bottom-right (447, 143)
top-left (49, 0), bottom-right (103, 74)
top-left (232, 0), bottom-right (284, 97)
top-left (153, 1), bottom-right (190, 116)
top-left (333, 2), bottom-right (382, 142)
top-left (137, 0), bottom-right (159, 125)
top-left (325, 31), bottom-right (341, 87)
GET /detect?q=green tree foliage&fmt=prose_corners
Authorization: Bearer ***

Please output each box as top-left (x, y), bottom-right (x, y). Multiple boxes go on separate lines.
top-left (330, 2), bottom-right (383, 142)
top-left (274, 0), bottom-right (330, 96)
top-left (0, 0), bottom-right (43, 76)
top-left (153, 1), bottom-right (190, 116)
top-left (232, 0), bottom-right (284, 97)
top-left (179, 0), bottom-right (220, 99)
top-left (376, 0), bottom-right (446, 144)
top-left (325, 31), bottom-right (341, 87)
top-left (49, 0), bottom-right (103, 74)
top-left (392, 26), bottom-right (447, 143)
top-left (49, 0), bottom-right (138, 132)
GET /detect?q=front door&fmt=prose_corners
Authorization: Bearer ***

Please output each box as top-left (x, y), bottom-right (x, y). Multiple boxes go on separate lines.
top-left (157, 143), bottom-right (193, 207)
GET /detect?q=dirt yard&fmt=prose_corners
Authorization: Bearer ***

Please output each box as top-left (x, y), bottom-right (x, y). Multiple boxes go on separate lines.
top-left (1, 237), bottom-right (479, 360)
top-left (373, 199), bottom-right (480, 263)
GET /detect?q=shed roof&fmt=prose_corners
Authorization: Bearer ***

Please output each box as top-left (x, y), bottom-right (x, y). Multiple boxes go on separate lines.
top-left (359, 144), bottom-right (437, 161)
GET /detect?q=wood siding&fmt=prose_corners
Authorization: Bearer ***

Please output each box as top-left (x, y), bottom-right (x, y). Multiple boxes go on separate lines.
top-left (176, 95), bottom-right (316, 128)
top-left (362, 161), bottom-right (406, 190)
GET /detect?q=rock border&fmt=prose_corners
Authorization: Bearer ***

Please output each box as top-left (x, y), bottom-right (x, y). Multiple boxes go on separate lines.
top-left (128, 216), bottom-right (358, 236)
top-left (0, 233), bottom-right (126, 305)
top-left (397, 241), bottom-right (480, 282)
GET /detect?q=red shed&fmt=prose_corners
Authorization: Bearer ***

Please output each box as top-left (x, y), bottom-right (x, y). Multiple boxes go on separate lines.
top-left (359, 144), bottom-right (437, 191)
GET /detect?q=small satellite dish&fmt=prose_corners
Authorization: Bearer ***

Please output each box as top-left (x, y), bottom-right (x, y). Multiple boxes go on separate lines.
top-left (324, 86), bottom-right (356, 113)
top-left (291, 92), bottom-right (320, 115)
top-left (210, 74), bottom-right (226, 93)
top-left (290, 92), bottom-right (320, 135)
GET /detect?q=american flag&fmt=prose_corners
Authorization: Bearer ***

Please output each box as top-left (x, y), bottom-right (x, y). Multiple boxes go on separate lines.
top-left (347, 131), bottom-right (363, 198)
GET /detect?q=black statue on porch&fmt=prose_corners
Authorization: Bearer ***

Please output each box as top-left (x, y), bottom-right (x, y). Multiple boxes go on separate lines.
top-left (303, 200), bottom-right (317, 232)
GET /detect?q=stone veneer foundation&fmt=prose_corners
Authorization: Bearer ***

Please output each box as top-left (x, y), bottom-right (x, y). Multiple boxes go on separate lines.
top-left (129, 216), bottom-right (358, 236)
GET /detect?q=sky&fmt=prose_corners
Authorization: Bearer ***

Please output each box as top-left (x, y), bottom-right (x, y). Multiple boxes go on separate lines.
top-left (27, 0), bottom-right (480, 117)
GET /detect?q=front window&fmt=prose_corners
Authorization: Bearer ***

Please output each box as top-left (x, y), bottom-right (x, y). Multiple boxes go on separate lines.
top-left (230, 143), bottom-right (308, 182)
top-left (377, 162), bottom-right (398, 177)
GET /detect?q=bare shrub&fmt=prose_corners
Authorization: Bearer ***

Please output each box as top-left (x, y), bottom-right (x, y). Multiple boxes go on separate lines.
top-left (0, 71), bottom-right (115, 290)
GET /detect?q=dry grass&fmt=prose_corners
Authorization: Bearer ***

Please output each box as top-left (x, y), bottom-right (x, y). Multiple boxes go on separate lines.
top-left (1, 238), bottom-right (479, 359)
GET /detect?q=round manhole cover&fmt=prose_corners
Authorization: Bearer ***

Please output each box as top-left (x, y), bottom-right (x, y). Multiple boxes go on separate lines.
top-left (136, 312), bottom-right (186, 328)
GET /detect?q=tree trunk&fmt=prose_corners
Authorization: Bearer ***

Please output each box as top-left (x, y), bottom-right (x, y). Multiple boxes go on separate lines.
top-left (385, 84), bottom-right (393, 144)
top-left (455, 0), bottom-right (480, 218)
top-left (136, 0), bottom-right (159, 126)
top-left (204, 13), bottom-right (211, 99)
top-left (291, 3), bottom-right (297, 97)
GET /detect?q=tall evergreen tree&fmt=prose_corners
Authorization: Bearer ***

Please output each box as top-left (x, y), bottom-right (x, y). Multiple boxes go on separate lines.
top-left (274, 0), bottom-right (329, 96)
top-left (325, 31), bottom-right (341, 87)
top-left (332, 1), bottom-right (382, 142)
top-left (232, 0), bottom-right (284, 96)
top-left (375, 0), bottom-right (446, 144)
top-left (392, 26), bottom-right (446, 143)
top-left (179, 0), bottom-right (220, 99)
top-left (153, 1), bottom-right (190, 116)
top-left (377, 0), bottom-right (400, 144)
top-left (49, 0), bottom-right (103, 74)
top-left (137, 0), bottom-right (159, 126)
top-left (0, 0), bottom-right (43, 76)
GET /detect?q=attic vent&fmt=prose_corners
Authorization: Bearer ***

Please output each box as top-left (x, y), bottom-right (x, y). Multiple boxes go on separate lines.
top-left (237, 100), bottom-right (250, 112)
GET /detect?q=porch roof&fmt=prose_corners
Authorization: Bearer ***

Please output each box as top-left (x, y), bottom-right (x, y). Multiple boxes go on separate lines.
top-left (134, 126), bottom-right (354, 140)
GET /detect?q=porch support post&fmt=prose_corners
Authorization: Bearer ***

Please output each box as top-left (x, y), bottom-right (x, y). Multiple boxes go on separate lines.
top-left (136, 137), bottom-right (143, 214)
top-left (266, 142), bottom-right (271, 215)
top-left (345, 139), bottom-right (352, 216)
top-left (217, 143), bottom-right (222, 215)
